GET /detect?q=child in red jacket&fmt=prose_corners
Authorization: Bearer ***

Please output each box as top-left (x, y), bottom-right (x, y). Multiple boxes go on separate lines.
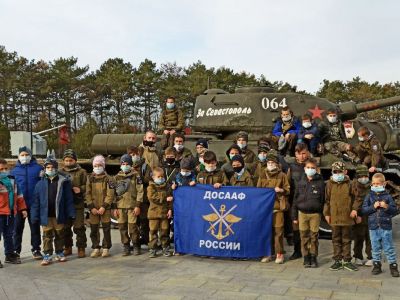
top-left (0, 159), bottom-right (27, 267)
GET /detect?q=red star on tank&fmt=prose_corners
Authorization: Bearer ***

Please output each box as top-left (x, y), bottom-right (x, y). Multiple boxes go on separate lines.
top-left (308, 105), bottom-right (325, 120)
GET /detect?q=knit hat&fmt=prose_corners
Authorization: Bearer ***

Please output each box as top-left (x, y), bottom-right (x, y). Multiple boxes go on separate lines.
top-left (43, 156), bottom-right (58, 169)
top-left (331, 161), bottom-right (346, 171)
top-left (266, 152), bottom-right (279, 163)
top-left (225, 144), bottom-right (242, 159)
top-left (92, 155), bottom-right (106, 168)
top-left (236, 131), bottom-right (249, 141)
top-left (63, 149), bottom-right (77, 161)
top-left (196, 139), bottom-right (208, 149)
top-left (180, 157), bottom-right (193, 170)
top-left (230, 155), bottom-right (244, 166)
top-left (120, 154), bottom-right (133, 166)
top-left (18, 146), bottom-right (32, 156)
top-left (355, 164), bottom-right (369, 177)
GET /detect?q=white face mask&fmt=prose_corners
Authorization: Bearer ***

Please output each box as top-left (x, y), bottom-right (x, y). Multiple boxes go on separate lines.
top-left (19, 155), bottom-right (31, 165)
top-left (121, 165), bottom-right (131, 173)
top-left (174, 144), bottom-right (184, 152)
top-left (180, 171), bottom-right (191, 177)
top-left (205, 165), bottom-right (216, 172)
top-left (327, 116), bottom-right (337, 123)
top-left (93, 167), bottom-right (104, 175)
top-left (302, 122), bottom-right (312, 128)
top-left (131, 155), bottom-right (141, 163)
top-left (199, 157), bottom-right (204, 164)
top-left (358, 136), bottom-right (364, 142)
top-left (282, 115), bottom-right (291, 122)
top-left (237, 142), bottom-right (247, 149)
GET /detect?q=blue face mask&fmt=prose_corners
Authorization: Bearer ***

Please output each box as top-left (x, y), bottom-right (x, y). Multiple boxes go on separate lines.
top-left (121, 165), bottom-right (131, 173)
top-left (0, 171), bottom-right (9, 178)
top-left (258, 154), bottom-right (266, 162)
top-left (305, 168), bottom-right (316, 177)
top-left (45, 170), bottom-right (57, 177)
top-left (371, 185), bottom-right (385, 193)
top-left (154, 178), bottom-right (165, 185)
top-left (166, 103), bottom-right (175, 110)
top-left (332, 173), bottom-right (345, 182)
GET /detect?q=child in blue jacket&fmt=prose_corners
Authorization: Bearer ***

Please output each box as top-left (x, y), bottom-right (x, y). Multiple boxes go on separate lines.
top-left (362, 172), bottom-right (399, 277)
top-left (31, 157), bottom-right (75, 266)
top-left (297, 114), bottom-right (319, 155)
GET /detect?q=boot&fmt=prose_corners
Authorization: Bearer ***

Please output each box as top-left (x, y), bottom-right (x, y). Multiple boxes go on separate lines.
top-left (122, 245), bottom-right (131, 256)
top-left (133, 245), bottom-right (141, 256)
top-left (371, 261), bottom-right (382, 275)
top-left (390, 263), bottom-right (399, 277)
top-left (289, 231), bottom-right (302, 260)
top-left (77, 248), bottom-right (86, 258)
top-left (303, 255), bottom-right (311, 268)
top-left (63, 247), bottom-right (72, 256)
top-left (310, 255), bottom-right (318, 268)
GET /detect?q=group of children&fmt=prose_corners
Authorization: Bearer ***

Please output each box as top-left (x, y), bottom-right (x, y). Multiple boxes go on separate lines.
top-left (0, 97), bottom-right (397, 278)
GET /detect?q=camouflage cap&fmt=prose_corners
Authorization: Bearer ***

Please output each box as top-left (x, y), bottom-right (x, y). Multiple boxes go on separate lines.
top-left (63, 149), bottom-right (77, 160)
top-left (266, 151), bottom-right (279, 163)
top-left (355, 164), bottom-right (369, 177)
top-left (331, 161), bottom-right (346, 171)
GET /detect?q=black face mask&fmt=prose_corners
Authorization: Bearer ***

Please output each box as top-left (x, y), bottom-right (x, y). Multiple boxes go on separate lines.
top-left (165, 157), bottom-right (175, 165)
top-left (233, 166), bottom-right (243, 173)
top-left (143, 140), bottom-right (155, 147)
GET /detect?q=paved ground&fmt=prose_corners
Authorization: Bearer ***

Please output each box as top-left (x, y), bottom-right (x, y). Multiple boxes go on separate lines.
top-left (1, 219), bottom-right (400, 300)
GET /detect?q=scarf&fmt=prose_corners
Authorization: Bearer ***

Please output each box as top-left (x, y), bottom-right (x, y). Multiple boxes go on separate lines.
top-left (0, 174), bottom-right (14, 210)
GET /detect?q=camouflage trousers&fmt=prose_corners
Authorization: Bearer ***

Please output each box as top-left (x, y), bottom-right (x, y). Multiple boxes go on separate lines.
top-left (64, 208), bottom-right (87, 249)
top-left (299, 212), bottom-right (320, 256)
top-left (331, 225), bottom-right (352, 262)
top-left (161, 132), bottom-right (182, 150)
top-left (89, 210), bottom-right (112, 249)
top-left (42, 217), bottom-right (65, 255)
top-left (148, 218), bottom-right (170, 249)
top-left (117, 208), bottom-right (140, 246)
top-left (324, 141), bottom-right (358, 160)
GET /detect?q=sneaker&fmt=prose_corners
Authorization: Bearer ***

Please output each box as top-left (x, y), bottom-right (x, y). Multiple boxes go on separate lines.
top-left (101, 248), bottom-right (110, 258)
top-left (55, 252), bottom-right (67, 262)
top-left (390, 263), bottom-right (400, 277)
top-left (289, 251), bottom-right (302, 260)
top-left (343, 261), bottom-right (358, 271)
top-left (365, 259), bottom-right (373, 267)
top-left (275, 253), bottom-right (284, 264)
top-left (77, 248), bottom-right (86, 258)
top-left (122, 246), bottom-right (131, 257)
top-left (149, 249), bottom-right (157, 258)
top-left (41, 254), bottom-right (52, 266)
top-left (329, 260), bottom-right (343, 271)
top-left (32, 250), bottom-right (43, 260)
top-left (5, 254), bottom-right (19, 264)
top-left (310, 255), bottom-right (318, 268)
top-left (13, 253), bottom-right (21, 264)
top-left (163, 247), bottom-right (172, 257)
top-left (372, 261), bottom-right (382, 275)
top-left (303, 255), bottom-right (311, 268)
top-left (90, 249), bottom-right (101, 258)
top-left (261, 256), bottom-right (273, 263)
top-left (133, 247), bottom-right (141, 256)
top-left (354, 258), bottom-right (364, 266)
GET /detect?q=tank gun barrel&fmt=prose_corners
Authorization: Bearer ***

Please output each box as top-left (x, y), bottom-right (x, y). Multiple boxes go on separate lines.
top-left (338, 95), bottom-right (400, 120)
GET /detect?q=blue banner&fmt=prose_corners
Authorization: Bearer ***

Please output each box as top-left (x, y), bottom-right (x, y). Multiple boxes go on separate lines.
top-left (174, 185), bottom-right (275, 258)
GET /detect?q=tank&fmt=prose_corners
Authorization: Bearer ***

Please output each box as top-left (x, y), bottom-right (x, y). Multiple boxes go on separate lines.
top-left (89, 86), bottom-right (400, 179)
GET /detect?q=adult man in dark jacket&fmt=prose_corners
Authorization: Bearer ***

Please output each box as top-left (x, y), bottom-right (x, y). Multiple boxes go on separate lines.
top-left (11, 146), bottom-right (43, 259)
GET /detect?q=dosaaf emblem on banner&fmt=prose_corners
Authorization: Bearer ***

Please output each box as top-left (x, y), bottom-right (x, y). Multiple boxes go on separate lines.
top-left (173, 185), bottom-right (275, 258)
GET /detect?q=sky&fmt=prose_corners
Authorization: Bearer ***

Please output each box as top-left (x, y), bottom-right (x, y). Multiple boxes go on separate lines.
top-left (1, 0), bottom-right (400, 94)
